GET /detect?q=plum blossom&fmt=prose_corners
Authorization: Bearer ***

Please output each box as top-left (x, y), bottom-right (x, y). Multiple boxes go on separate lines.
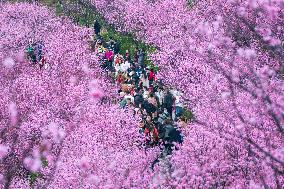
top-left (87, 174), bottom-right (100, 185)
top-left (23, 149), bottom-right (42, 172)
top-left (15, 51), bottom-right (25, 63)
top-left (44, 122), bottom-right (66, 143)
top-left (89, 79), bottom-right (104, 99)
top-left (237, 48), bottom-right (257, 59)
top-left (2, 57), bottom-right (15, 68)
top-left (0, 144), bottom-right (10, 159)
top-left (40, 140), bottom-right (52, 157)
top-left (90, 88), bottom-right (104, 99)
top-left (247, 0), bottom-right (258, 9)
top-left (69, 76), bottom-right (77, 86)
top-left (24, 156), bottom-right (42, 173)
top-left (0, 174), bottom-right (4, 184)
top-left (221, 91), bottom-right (231, 99)
top-left (78, 156), bottom-right (91, 171)
top-left (8, 102), bottom-right (18, 126)
top-left (237, 6), bottom-right (248, 16)
top-left (89, 0), bottom-right (284, 187)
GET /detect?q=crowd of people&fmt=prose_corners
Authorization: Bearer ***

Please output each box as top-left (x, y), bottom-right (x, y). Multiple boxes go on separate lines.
top-left (92, 21), bottom-right (187, 159)
top-left (24, 20), bottom-right (188, 168)
top-left (25, 39), bottom-right (49, 70)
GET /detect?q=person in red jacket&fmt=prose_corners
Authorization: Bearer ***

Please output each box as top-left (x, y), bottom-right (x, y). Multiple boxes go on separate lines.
top-left (148, 68), bottom-right (155, 86)
top-left (117, 73), bottom-right (124, 85)
top-left (151, 126), bottom-right (159, 142)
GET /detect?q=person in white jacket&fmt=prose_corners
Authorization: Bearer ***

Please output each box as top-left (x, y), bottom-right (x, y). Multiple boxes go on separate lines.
top-left (124, 91), bottom-right (134, 104)
top-left (140, 72), bottom-right (149, 88)
top-left (155, 87), bottom-right (164, 105)
top-left (173, 90), bottom-right (183, 119)
top-left (120, 60), bottom-right (130, 73)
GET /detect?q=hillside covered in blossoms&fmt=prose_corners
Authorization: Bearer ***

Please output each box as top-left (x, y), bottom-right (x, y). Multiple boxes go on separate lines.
top-left (0, 0), bottom-right (283, 188)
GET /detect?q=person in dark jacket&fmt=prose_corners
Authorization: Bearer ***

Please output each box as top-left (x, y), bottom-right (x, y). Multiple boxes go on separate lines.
top-left (163, 124), bottom-right (183, 144)
top-left (134, 90), bottom-right (144, 108)
top-left (163, 89), bottom-right (175, 119)
top-left (134, 48), bottom-right (139, 63)
top-left (142, 100), bottom-right (157, 115)
top-left (150, 120), bottom-right (183, 170)
top-left (33, 41), bottom-right (44, 62)
top-left (138, 49), bottom-right (145, 68)
top-left (114, 42), bottom-right (120, 54)
top-left (93, 20), bottom-right (101, 36)
top-left (30, 42), bottom-right (37, 64)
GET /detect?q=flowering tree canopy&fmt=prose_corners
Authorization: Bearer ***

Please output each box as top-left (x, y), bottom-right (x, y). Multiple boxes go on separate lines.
top-left (89, 0), bottom-right (284, 187)
top-left (0, 3), bottom-right (158, 188)
top-left (0, 0), bottom-right (283, 188)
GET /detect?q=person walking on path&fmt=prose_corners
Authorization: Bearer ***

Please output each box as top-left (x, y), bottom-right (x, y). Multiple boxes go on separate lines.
top-left (148, 68), bottom-right (155, 86)
top-left (174, 91), bottom-right (183, 119)
top-left (35, 40), bottom-right (44, 62)
top-left (138, 49), bottom-right (145, 68)
top-left (39, 56), bottom-right (46, 69)
top-left (25, 41), bottom-right (36, 64)
top-left (163, 89), bottom-right (175, 119)
top-left (93, 20), bottom-right (101, 37)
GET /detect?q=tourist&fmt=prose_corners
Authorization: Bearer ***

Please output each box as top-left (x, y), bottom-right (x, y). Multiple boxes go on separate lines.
top-left (163, 89), bottom-right (175, 119)
top-left (39, 56), bottom-right (46, 69)
top-left (174, 92), bottom-right (183, 119)
top-left (93, 20), bottom-right (101, 36)
top-left (138, 48), bottom-right (145, 67)
top-left (90, 27), bottom-right (186, 153)
top-left (177, 117), bottom-right (187, 128)
top-left (148, 68), bottom-right (155, 86)
top-left (134, 90), bottom-right (144, 108)
top-left (36, 40), bottom-right (44, 61)
top-left (140, 72), bottom-right (149, 89)
top-left (124, 91), bottom-right (134, 104)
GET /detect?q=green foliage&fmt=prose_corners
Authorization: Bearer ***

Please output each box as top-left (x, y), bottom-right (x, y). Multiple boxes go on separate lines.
top-left (49, 0), bottom-right (156, 65)
top-left (187, 0), bottom-right (197, 8)
top-left (41, 157), bottom-right (49, 167)
top-left (27, 158), bottom-right (48, 186)
top-left (55, 1), bottom-right (63, 15)
top-left (182, 108), bottom-right (194, 122)
top-left (8, 0), bottom-right (156, 67)
top-left (28, 172), bottom-right (40, 187)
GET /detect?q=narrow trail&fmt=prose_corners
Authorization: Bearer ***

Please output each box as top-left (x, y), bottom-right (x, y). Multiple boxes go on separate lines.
top-left (86, 30), bottom-right (185, 169)
top-left (23, 0), bottom-right (189, 172)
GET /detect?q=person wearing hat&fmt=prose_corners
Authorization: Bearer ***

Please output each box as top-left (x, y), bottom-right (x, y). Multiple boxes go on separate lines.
top-left (134, 48), bottom-right (139, 63)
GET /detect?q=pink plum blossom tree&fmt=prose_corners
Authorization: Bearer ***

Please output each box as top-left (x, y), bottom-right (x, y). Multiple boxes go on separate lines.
top-left (87, 0), bottom-right (284, 187)
top-left (0, 2), bottom-right (158, 188)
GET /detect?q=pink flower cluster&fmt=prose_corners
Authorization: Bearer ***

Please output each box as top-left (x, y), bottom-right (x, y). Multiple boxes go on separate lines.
top-left (90, 0), bottom-right (284, 187)
top-left (0, 2), bottom-right (158, 188)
